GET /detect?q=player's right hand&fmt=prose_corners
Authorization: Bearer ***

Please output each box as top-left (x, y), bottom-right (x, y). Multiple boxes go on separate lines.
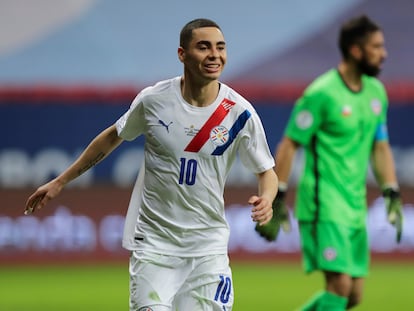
top-left (255, 189), bottom-right (291, 241)
top-left (24, 179), bottom-right (63, 215)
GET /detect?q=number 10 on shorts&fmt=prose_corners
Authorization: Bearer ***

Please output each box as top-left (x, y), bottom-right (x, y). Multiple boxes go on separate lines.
top-left (214, 275), bottom-right (232, 304)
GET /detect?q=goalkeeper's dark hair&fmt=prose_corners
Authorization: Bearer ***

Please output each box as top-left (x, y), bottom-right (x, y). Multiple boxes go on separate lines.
top-left (338, 15), bottom-right (381, 60)
top-left (180, 18), bottom-right (222, 49)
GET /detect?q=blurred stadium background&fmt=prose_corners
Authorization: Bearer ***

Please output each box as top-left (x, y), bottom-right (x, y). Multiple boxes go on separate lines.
top-left (1, 0), bottom-right (413, 310)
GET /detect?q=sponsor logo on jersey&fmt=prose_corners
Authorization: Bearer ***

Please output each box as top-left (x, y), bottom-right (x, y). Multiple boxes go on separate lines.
top-left (371, 99), bottom-right (382, 115)
top-left (210, 126), bottom-right (229, 146)
top-left (295, 110), bottom-right (313, 129)
top-left (341, 105), bottom-right (352, 116)
top-left (323, 247), bottom-right (337, 261)
top-left (138, 308), bottom-right (154, 311)
top-left (158, 119), bottom-right (173, 133)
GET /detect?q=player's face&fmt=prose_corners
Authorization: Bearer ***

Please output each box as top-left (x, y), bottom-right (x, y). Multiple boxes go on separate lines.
top-left (178, 27), bottom-right (226, 82)
top-left (357, 30), bottom-right (387, 77)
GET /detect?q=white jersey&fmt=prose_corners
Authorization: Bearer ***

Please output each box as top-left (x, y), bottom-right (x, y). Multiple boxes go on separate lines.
top-left (116, 76), bottom-right (274, 256)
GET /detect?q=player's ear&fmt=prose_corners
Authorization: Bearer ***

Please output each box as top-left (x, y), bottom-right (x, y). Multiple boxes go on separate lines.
top-left (349, 44), bottom-right (362, 60)
top-left (178, 46), bottom-right (185, 62)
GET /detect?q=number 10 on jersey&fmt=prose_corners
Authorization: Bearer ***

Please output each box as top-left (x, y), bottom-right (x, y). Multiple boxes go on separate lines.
top-left (179, 157), bottom-right (198, 186)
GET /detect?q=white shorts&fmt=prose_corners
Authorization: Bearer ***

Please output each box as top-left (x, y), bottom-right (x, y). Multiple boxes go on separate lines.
top-left (129, 251), bottom-right (234, 311)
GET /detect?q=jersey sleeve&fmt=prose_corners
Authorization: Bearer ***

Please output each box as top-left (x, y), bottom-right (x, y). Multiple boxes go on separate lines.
top-left (284, 89), bottom-right (326, 146)
top-left (115, 93), bottom-right (146, 141)
top-left (238, 110), bottom-right (275, 173)
top-left (374, 82), bottom-right (389, 142)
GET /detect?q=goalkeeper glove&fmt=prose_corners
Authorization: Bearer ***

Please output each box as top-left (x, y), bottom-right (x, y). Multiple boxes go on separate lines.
top-left (383, 187), bottom-right (403, 243)
top-left (255, 189), bottom-right (291, 241)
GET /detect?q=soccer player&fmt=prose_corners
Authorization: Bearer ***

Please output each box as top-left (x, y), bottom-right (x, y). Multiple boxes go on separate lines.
top-left (255, 15), bottom-right (403, 310)
top-left (24, 18), bottom-right (278, 311)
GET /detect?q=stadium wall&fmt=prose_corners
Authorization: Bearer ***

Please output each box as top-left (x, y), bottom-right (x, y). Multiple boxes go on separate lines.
top-left (1, 186), bottom-right (414, 265)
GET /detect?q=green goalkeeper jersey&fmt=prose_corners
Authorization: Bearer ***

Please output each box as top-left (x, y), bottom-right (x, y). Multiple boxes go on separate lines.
top-left (285, 69), bottom-right (388, 227)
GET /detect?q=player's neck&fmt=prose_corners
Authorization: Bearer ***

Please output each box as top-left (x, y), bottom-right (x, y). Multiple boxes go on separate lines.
top-left (180, 76), bottom-right (220, 107)
top-left (337, 62), bottom-right (362, 92)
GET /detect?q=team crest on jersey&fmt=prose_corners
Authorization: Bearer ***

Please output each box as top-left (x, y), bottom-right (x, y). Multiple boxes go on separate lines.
top-left (185, 125), bottom-right (200, 137)
top-left (295, 110), bottom-right (313, 129)
top-left (323, 247), bottom-right (337, 261)
top-left (371, 99), bottom-right (382, 115)
top-left (341, 105), bottom-right (352, 116)
top-left (210, 125), bottom-right (229, 146)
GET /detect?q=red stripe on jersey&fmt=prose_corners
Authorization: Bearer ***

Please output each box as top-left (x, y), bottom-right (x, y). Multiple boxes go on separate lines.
top-left (184, 98), bottom-right (235, 152)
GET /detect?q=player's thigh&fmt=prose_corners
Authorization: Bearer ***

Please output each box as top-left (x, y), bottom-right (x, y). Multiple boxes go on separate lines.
top-left (299, 221), bottom-right (368, 276)
top-left (174, 254), bottom-right (234, 311)
top-left (349, 226), bottom-right (369, 277)
top-left (129, 251), bottom-right (189, 311)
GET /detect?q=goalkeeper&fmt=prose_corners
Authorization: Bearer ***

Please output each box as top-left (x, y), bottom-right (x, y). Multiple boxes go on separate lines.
top-left (256, 15), bottom-right (403, 311)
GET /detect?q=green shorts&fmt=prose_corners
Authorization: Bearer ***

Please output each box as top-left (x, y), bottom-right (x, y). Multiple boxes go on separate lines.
top-left (299, 221), bottom-right (369, 277)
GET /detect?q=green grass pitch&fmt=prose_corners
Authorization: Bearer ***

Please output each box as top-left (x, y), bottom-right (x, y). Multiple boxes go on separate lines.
top-left (0, 261), bottom-right (412, 310)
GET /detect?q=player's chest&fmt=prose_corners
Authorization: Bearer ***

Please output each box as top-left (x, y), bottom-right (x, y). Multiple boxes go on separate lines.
top-left (145, 103), bottom-right (241, 156)
top-left (323, 96), bottom-right (382, 136)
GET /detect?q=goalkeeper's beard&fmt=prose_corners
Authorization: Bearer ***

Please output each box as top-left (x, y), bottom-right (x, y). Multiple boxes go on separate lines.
top-left (357, 55), bottom-right (382, 77)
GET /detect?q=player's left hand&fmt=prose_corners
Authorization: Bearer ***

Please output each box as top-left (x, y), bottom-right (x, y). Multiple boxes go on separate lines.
top-left (383, 187), bottom-right (403, 243)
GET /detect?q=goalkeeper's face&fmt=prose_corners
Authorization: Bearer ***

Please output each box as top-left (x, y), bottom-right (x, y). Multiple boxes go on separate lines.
top-left (357, 30), bottom-right (387, 77)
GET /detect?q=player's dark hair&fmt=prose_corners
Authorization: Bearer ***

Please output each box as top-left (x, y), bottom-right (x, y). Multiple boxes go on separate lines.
top-left (338, 15), bottom-right (381, 59)
top-left (180, 18), bottom-right (221, 49)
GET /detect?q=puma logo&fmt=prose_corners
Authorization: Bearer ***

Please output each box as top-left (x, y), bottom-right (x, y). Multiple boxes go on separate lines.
top-left (158, 119), bottom-right (173, 133)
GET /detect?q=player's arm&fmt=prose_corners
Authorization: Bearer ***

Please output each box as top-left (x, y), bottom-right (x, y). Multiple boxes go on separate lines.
top-left (371, 139), bottom-right (403, 242)
top-left (371, 140), bottom-right (398, 187)
top-left (274, 136), bottom-right (300, 185)
top-left (255, 136), bottom-right (300, 240)
top-left (24, 125), bottom-right (123, 215)
top-left (249, 168), bottom-right (278, 226)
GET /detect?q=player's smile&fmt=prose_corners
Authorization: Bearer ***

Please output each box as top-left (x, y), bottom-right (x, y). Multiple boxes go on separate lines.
top-left (204, 63), bottom-right (221, 73)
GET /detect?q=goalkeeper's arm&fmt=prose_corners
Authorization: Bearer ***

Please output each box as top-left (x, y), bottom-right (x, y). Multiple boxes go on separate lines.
top-left (254, 137), bottom-right (299, 241)
top-left (255, 182), bottom-right (291, 241)
top-left (370, 140), bottom-right (403, 242)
